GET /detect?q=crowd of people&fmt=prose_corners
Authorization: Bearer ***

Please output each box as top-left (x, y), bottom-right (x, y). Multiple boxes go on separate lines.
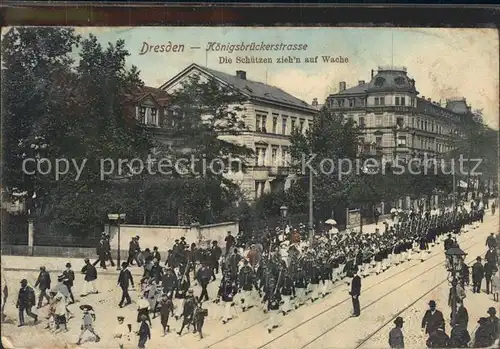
top-left (3, 198), bottom-right (499, 348)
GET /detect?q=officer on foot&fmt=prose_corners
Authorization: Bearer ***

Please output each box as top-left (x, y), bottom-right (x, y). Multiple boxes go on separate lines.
top-left (388, 316), bottom-right (404, 349)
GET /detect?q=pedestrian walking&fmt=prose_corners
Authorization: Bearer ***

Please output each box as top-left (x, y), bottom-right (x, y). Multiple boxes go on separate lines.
top-left (421, 300), bottom-right (445, 335)
top-left (473, 317), bottom-right (494, 348)
top-left (34, 266), bottom-right (51, 308)
top-left (76, 304), bottom-right (100, 345)
top-left (426, 328), bottom-right (451, 348)
top-left (388, 316), bottom-right (404, 348)
top-left (158, 293), bottom-right (174, 336)
top-left (62, 262), bottom-right (75, 304)
top-left (472, 257), bottom-right (484, 293)
top-left (117, 262), bottom-right (134, 308)
top-left (176, 289), bottom-right (196, 336)
top-left (136, 295), bottom-right (151, 327)
top-left (114, 316), bottom-right (131, 349)
top-left (450, 322), bottom-right (470, 348)
top-left (52, 292), bottom-right (68, 332)
top-left (80, 258), bottom-right (98, 297)
top-left (196, 262), bottom-right (212, 302)
top-left (16, 279), bottom-right (38, 327)
top-left (455, 300), bottom-right (469, 328)
top-left (484, 260), bottom-right (496, 294)
top-left (137, 314), bottom-right (151, 349)
top-left (349, 271), bottom-right (361, 317)
top-left (486, 307), bottom-right (499, 344)
top-left (1, 265), bottom-right (8, 322)
top-left (193, 297), bottom-right (207, 339)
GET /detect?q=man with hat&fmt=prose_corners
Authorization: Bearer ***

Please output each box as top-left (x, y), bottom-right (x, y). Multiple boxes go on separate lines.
top-left (152, 246), bottom-right (161, 262)
top-left (421, 300), bottom-right (445, 335)
top-left (80, 258), bottom-right (98, 297)
top-left (210, 240), bottom-right (222, 281)
top-left (472, 256), bottom-right (484, 293)
top-left (114, 315), bottom-right (131, 349)
top-left (176, 289), bottom-right (196, 336)
top-left (486, 307), bottom-right (499, 343)
top-left (388, 317), bottom-right (404, 348)
top-left (62, 262), bottom-right (75, 304)
top-left (196, 262), bottom-right (213, 302)
top-left (34, 266), bottom-right (51, 308)
top-left (117, 262), bottom-right (134, 308)
top-left (137, 314), bottom-right (151, 349)
top-left (16, 279), bottom-right (37, 327)
top-left (127, 236), bottom-right (141, 267)
top-left (158, 293), bottom-right (174, 336)
top-left (473, 317), bottom-right (494, 347)
top-left (76, 304), bottom-right (100, 345)
top-left (450, 318), bottom-right (471, 348)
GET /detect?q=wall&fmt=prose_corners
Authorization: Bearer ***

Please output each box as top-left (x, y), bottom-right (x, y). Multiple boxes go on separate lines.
top-left (108, 221), bottom-right (239, 251)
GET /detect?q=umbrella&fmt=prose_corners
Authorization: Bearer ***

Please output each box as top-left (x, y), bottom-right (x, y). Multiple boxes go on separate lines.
top-left (325, 219), bottom-right (337, 225)
top-left (390, 208), bottom-right (397, 213)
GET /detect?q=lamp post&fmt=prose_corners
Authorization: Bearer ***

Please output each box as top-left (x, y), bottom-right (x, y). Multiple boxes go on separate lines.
top-left (445, 246), bottom-right (467, 326)
top-left (108, 213), bottom-right (126, 270)
top-left (280, 205), bottom-right (288, 232)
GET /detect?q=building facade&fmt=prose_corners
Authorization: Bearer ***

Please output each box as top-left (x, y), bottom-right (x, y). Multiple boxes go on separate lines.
top-left (159, 63), bottom-right (318, 201)
top-left (325, 66), bottom-right (476, 162)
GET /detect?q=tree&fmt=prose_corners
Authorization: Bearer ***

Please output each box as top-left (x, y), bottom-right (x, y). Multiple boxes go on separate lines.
top-left (289, 108), bottom-right (361, 225)
top-left (2, 28), bottom-right (152, 238)
top-left (129, 74), bottom-right (255, 225)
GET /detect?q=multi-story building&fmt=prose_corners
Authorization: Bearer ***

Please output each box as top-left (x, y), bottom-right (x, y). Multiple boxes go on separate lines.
top-left (325, 66), bottom-right (477, 162)
top-left (158, 63), bottom-right (318, 201)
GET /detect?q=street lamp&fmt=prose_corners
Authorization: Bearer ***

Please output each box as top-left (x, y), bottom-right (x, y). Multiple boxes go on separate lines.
top-left (445, 246), bottom-right (467, 326)
top-left (108, 213), bottom-right (126, 270)
top-left (280, 205), bottom-right (288, 218)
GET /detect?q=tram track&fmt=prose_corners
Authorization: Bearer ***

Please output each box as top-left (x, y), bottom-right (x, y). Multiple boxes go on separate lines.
top-left (206, 231), bottom-right (480, 349)
top-left (295, 233), bottom-right (487, 349)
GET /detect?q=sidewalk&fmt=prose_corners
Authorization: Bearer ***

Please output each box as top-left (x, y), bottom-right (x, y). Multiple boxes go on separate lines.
top-left (2, 255), bottom-right (145, 275)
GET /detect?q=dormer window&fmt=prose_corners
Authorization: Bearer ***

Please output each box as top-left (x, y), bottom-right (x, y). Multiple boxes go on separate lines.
top-left (375, 77), bottom-right (385, 87)
top-left (394, 77), bottom-right (405, 85)
top-left (139, 107), bottom-right (146, 123)
top-left (349, 99), bottom-right (354, 107)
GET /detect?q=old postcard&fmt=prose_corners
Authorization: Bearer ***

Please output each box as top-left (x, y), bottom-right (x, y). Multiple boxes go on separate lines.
top-left (1, 25), bottom-right (499, 349)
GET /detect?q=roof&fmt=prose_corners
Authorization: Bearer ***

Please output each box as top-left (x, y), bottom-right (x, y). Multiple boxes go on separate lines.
top-left (336, 83), bottom-right (369, 95)
top-left (161, 63), bottom-right (316, 112)
top-left (417, 97), bottom-right (462, 123)
top-left (124, 86), bottom-right (170, 106)
top-left (445, 99), bottom-right (469, 114)
top-left (366, 69), bottom-right (417, 94)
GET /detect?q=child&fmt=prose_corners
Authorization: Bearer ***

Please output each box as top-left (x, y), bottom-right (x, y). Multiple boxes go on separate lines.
top-left (193, 297), bottom-right (207, 339)
top-left (137, 314), bottom-right (151, 349)
top-left (76, 304), bottom-right (100, 345)
top-left (114, 315), bottom-right (131, 349)
top-left (158, 293), bottom-right (174, 336)
top-left (136, 295), bottom-right (151, 327)
top-left (54, 293), bottom-right (68, 333)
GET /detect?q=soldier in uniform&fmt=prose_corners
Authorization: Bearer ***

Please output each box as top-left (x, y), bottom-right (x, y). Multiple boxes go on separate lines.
top-left (319, 257), bottom-right (333, 296)
top-left (278, 268), bottom-right (295, 315)
top-left (217, 270), bottom-right (238, 324)
top-left (192, 297), bottom-right (208, 339)
top-left (238, 259), bottom-right (258, 312)
top-left (266, 279), bottom-right (281, 333)
top-left (307, 260), bottom-right (321, 303)
top-left (293, 265), bottom-right (307, 309)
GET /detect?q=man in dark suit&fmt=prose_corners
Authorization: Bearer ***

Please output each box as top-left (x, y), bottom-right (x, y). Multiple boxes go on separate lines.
top-left (444, 234), bottom-right (454, 251)
top-left (421, 300), bottom-right (445, 335)
top-left (349, 271), bottom-right (361, 317)
top-left (471, 256), bottom-right (484, 293)
top-left (117, 262), bottom-right (134, 308)
top-left (34, 266), bottom-right (51, 308)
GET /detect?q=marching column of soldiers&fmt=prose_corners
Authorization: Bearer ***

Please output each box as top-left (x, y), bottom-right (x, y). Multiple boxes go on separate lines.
top-left (6, 201), bottom-right (494, 346)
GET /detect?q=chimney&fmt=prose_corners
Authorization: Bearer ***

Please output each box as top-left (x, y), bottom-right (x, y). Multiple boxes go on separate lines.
top-left (358, 80), bottom-right (365, 85)
top-left (312, 98), bottom-right (318, 107)
top-left (339, 81), bottom-right (346, 92)
top-left (427, 98), bottom-right (431, 102)
top-left (422, 96), bottom-right (425, 100)
top-left (371, 70), bottom-right (375, 79)
top-left (236, 70), bottom-right (246, 80)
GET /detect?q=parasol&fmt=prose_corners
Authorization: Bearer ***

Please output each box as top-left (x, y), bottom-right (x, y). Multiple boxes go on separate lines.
top-left (325, 219), bottom-right (337, 225)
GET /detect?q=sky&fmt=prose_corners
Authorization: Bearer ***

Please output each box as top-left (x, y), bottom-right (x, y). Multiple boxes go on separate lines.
top-left (4, 27), bottom-right (499, 129)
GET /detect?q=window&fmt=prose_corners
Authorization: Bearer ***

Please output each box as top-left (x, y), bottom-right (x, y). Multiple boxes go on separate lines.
top-left (255, 116), bottom-right (260, 132)
top-left (375, 113), bottom-right (383, 127)
top-left (431, 122), bottom-right (434, 133)
top-left (272, 115), bottom-right (278, 133)
top-left (338, 99), bottom-right (345, 107)
top-left (359, 117), bottom-right (365, 128)
top-left (395, 97), bottom-right (400, 106)
top-left (380, 97), bottom-right (385, 105)
top-left (261, 115), bottom-right (267, 133)
top-left (349, 99), bottom-right (354, 107)
top-left (396, 117), bottom-right (404, 128)
top-left (139, 107), bottom-right (147, 124)
top-left (271, 147), bottom-right (278, 166)
top-left (411, 117), bottom-right (415, 128)
top-left (401, 97), bottom-right (405, 106)
top-left (375, 136), bottom-right (382, 147)
top-left (397, 136), bottom-right (407, 147)
top-left (282, 116), bottom-right (288, 135)
top-left (411, 98), bottom-right (415, 107)
top-left (299, 118), bottom-right (305, 132)
top-left (261, 147), bottom-right (267, 166)
top-left (363, 144), bottom-right (371, 153)
top-left (291, 118), bottom-right (296, 131)
top-left (255, 181), bottom-right (265, 198)
top-left (375, 97), bottom-right (379, 106)
top-left (149, 108), bottom-right (158, 126)
top-left (281, 147), bottom-right (288, 166)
